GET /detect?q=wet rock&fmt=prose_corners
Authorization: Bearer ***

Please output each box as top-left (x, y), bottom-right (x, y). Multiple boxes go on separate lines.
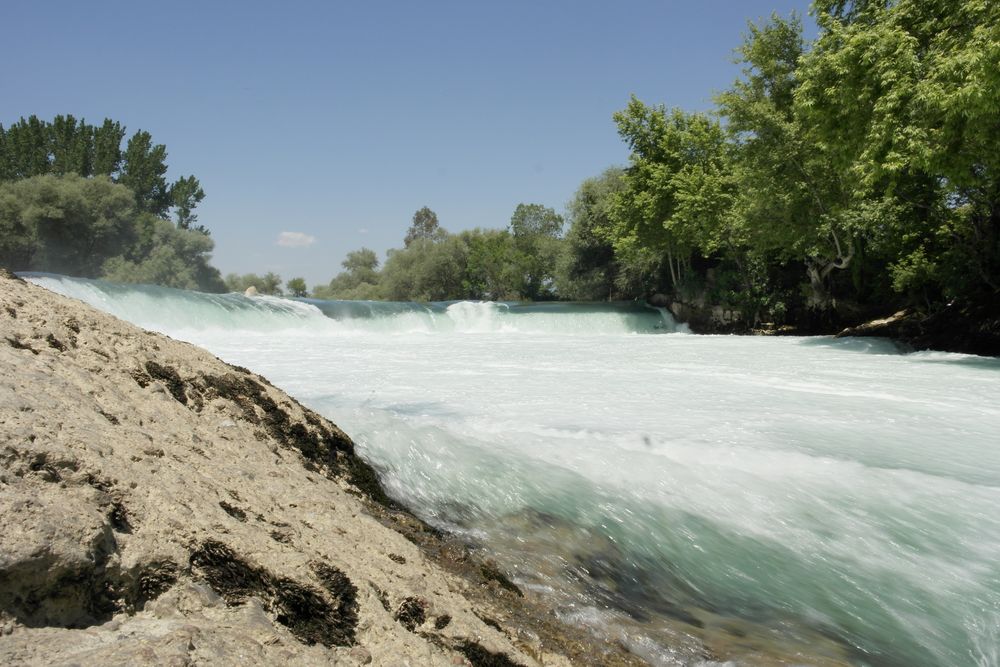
top-left (480, 560), bottom-right (523, 597)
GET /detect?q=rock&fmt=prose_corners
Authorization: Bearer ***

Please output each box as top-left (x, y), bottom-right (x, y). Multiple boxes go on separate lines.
top-left (348, 646), bottom-right (373, 664)
top-left (647, 293), bottom-right (670, 307)
top-left (0, 274), bottom-right (606, 667)
top-left (244, 286), bottom-right (258, 296)
top-left (0, 482), bottom-right (119, 628)
top-left (835, 309), bottom-right (911, 338)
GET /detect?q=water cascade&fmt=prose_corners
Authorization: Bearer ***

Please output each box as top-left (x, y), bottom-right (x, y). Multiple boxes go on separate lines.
top-left (27, 274), bottom-right (1000, 666)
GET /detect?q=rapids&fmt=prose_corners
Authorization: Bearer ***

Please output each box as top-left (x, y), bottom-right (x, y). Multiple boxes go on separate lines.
top-left (26, 274), bottom-right (1000, 667)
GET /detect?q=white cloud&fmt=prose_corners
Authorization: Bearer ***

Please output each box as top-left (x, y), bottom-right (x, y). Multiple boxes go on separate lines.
top-left (357, 227), bottom-right (369, 235)
top-left (276, 231), bottom-right (316, 248)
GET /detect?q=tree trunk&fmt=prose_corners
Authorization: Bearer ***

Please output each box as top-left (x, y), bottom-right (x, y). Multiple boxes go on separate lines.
top-left (806, 232), bottom-right (856, 308)
top-left (666, 248), bottom-right (678, 289)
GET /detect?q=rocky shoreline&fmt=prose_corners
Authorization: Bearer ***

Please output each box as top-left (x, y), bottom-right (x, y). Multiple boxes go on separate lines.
top-left (0, 270), bottom-right (645, 666)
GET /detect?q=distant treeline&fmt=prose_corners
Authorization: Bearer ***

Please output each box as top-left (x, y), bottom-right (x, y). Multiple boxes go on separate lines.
top-left (304, 0), bottom-right (999, 332)
top-left (0, 115), bottom-right (223, 291)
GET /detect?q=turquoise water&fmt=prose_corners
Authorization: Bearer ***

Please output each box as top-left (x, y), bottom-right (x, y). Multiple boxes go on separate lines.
top-left (28, 274), bottom-right (1000, 666)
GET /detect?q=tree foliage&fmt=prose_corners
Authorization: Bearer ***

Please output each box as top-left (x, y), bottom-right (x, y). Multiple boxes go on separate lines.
top-left (796, 0), bottom-right (1000, 299)
top-left (286, 277), bottom-right (308, 297)
top-left (224, 272), bottom-right (284, 295)
top-left (170, 175), bottom-right (206, 231)
top-left (404, 206), bottom-right (444, 247)
top-left (0, 115), bottom-right (205, 228)
top-left (558, 168), bottom-right (627, 300)
top-left (570, 0), bottom-right (1000, 327)
top-left (0, 174), bottom-right (136, 277)
top-left (103, 218), bottom-right (224, 292)
top-left (0, 173), bottom-right (223, 291)
top-left (0, 115), bottom-right (221, 292)
top-left (507, 203), bottom-right (563, 300)
top-left (314, 248), bottom-right (382, 300)
top-left (118, 130), bottom-right (171, 216)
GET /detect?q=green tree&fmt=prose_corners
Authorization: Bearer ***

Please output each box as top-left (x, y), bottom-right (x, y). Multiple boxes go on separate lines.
top-left (313, 248), bottom-right (380, 300)
top-left (1, 116), bottom-right (51, 180)
top-left (314, 247), bottom-right (383, 299)
top-left (118, 130), bottom-right (171, 216)
top-left (103, 217), bottom-right (224, 292)
top-left (508, 203), bottom-right (564, 300)
top-left (404, 206), bottom-right (445, 247)
top-left (558, 168), bottom-right (626, 300)
top-left (224, 272), bottom-right (284, 295)
top-left (170, 175), bottom-right (206, 230)
top-left (381, 235), bottom-right (469, 301)
top-left (92, 119), bottom-right (126, 176)
top-left (286, 277), bottom-right (308, 297)
top-left (49, 115), bottom-right (92, 176)
top-left (716, 14), bottom-right (864, 307)
top-left (797, 0), bottom-right (1000, 301)
top-left (260, 272), bottom-right (283, 295)
top-left (609, 99), bottom-right (735, 295)
top-left (341, 247), bottom-right (380, 280)
top-left (1, 116), bottom-right (127, 182)
top-left (461, 228), bottom-right (519, 300)
top-left (0, 115), bottom-right (219, 290)
top-left (0, 174), bottom-right (137, 276)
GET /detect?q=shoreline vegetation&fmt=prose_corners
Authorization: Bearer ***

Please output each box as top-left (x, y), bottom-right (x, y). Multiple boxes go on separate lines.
top-left (0, 269), bottom-right (660, 666)
top-left (3, 4), bottom-right (999, 358)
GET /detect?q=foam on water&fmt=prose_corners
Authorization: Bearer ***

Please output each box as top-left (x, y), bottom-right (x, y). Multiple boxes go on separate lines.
top-left (26, 274), bottom-right (1000, 666)
top-left (27, 274), bottom-right (677, 335)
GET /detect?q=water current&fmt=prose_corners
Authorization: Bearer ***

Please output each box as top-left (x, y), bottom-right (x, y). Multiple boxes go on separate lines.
top-left (26, 274), bottom-right (1000, 667)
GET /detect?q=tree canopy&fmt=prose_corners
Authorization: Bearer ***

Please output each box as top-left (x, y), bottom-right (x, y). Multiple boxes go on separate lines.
top-left (0, 115), bottom-right (221, 291)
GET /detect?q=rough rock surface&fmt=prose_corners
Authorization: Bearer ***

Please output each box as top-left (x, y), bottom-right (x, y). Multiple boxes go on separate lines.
top-left (0, 271), bottom-right (642, 666)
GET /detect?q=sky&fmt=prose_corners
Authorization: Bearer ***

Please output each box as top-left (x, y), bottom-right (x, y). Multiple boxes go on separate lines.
top-left (4, 1), bottom-right (814, 288)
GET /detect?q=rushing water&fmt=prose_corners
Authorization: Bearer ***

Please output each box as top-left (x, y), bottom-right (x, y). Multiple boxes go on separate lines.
top-left (26, 274), bottom-right (1000, 667)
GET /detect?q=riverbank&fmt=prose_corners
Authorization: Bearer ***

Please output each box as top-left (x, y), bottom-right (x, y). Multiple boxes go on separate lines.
top-left (0, 270), bottom-right (644, 666)
top-left (667, 298), bottom-right (1000, 357)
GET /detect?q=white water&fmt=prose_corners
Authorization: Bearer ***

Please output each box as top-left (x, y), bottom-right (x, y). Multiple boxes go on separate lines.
top-left (28, 275), bottom-right (1000, 666)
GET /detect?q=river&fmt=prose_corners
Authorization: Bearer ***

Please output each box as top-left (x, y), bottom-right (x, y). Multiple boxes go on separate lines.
top-left (28, 274), bottom-right (1000, 667)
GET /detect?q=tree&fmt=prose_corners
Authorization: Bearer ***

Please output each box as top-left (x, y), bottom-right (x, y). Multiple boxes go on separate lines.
top-left (286, 277), bottom-right (308, 297)
top-left (0, 115), bottom-right (51, 180)
top-left (170, 175), bottom-right (206, 230)
top-left (314, 248), bottom-right (382, 299)
top-left (558, 168), bottom-right (626, 300)
top-left (797, 0), bottom-right (1000, 301)
top-left (341, 247), bottom-right (379, 278)
top-left (609, 99), bottom-right (735, 295)
top-left (0, 174), bottom-right (137, 276)
top-left (92, 119), bottom-right (126, 176)
top-left (103, 217), bottom-right (225, 292)
top-left (509, 203), bottom-right (563, 239)
top-left (404, 206), bottom-right (444, 247)
top-left (49, 115), bottom-right (92, 176)
top-left (381, 235), bottom-right (469, 301)
top-left (0, 115), bottom-right (220, 291)
top-left (715, 14), bottom-right (865, 307)
top-left (118, 130), bottom-right (171, 216)
top-left (0, 117), bottom-right (207, 234)
top-left (462, 228), bottom-right (519, 300)
top-left (508, 203), bottom-right (564, 300)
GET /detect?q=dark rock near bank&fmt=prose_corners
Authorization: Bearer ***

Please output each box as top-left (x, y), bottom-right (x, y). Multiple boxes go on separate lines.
top-left (837, 299), bottom-right (1000, 357)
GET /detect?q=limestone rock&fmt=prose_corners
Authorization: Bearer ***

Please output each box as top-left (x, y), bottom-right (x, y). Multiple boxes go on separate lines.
top-left (0, 272), bottom-right (589, 667)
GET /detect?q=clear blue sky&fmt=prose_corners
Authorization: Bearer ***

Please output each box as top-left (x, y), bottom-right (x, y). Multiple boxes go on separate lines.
top-left (5, 0), bottom-right (813, 288)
